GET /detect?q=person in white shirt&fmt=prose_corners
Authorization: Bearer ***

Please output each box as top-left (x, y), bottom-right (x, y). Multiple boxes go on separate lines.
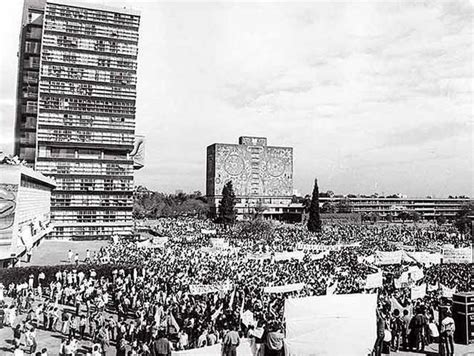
top-left (440, 310), bottom-right (455, 356)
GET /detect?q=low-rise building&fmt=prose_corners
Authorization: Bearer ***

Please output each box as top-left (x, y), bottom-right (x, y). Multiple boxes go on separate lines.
top-left (0, 158), bottom-right (56, 267)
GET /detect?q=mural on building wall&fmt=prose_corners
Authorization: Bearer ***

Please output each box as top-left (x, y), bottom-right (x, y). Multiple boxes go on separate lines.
top-left (209, 142), bottom-right (293, 197)
top-left (130, 135), bottom-right (145, 169)
top-left (0, 184), bottom-right (18, 232)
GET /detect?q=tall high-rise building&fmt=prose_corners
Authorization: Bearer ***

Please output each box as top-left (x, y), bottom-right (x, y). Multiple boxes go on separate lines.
top-left (14, 0), bottom-right (142, 239)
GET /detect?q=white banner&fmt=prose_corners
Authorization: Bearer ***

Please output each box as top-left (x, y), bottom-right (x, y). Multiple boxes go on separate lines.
top-left (442, 246), bottom-right (472, 264)
top-left (172, 339), bottom-right (253, 356)
top-left (285, 293), bottom-right (377, 356)
top-left (365, 271), bottom-right (383, 289)
top-left (296, 243), bottom-right (340, 252)
top-left (274, 251), bottom-right (305, 262)
top-left (263, 282), bottom-right (305, 294)
top-left (189, 281), bottom-right (232, 295)
top-left (375, 251), bottom-right (403, 265)
top-left (404, 251), bottom-right (441, 266)
top-left (247, 252), bottom-right (272, 260)
top-left (411, 284), bottom-right (427, 300)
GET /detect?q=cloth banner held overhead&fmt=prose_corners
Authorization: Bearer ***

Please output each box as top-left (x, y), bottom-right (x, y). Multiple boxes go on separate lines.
top-left (172, 338), bottom-right (253, 356)
top-left (247, 252), bottom-right (272, 260)
top-left (411, 284), bottom-right (427, 300)
top-left (296, 243), bottom-right (340, 252)
top-left (264, 283), bottom-right (305, 294)
top-left (285, 293), bottom-right (377, 356)
top-left (210, 238), bottom-right (229, 248)
top-left (404, 251), bottom-right (441, 266)
top-left (189, 281), bottom-right (232, 295)
top-left (375, 250), bottom-right (403, 265)
top-left (274, 251), bottom-right (305, 262)
top-left (365, 271), bottom-right (383, 289)
top-left (442, 246), bottom-right (472, 264)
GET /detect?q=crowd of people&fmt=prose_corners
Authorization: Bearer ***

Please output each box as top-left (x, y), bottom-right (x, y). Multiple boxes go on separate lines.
top-left (0, 217), bottom-right (471, 356)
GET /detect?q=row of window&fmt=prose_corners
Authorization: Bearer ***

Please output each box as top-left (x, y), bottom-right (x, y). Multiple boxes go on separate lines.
top-left (51, 225), bottom-right (133, 239)
top-left (37, 128), bottom-right (133, 145)
top-left (46, 4), bottom-right (139, 28)
top-left (43, 34), bottom-right (138, 56)
top-left (23, 57), bottom-right (40, 70)
top-left (44, 19), bottom-right (139, 42)
top-left (42, 63), bottom-right (136, 84)
top-left (39, 81), bottom-right (136, 100)
top-left (25, 26), bottom-right (42, 40)
top-left (42, 49), bottom-right (137, 70)
top-left (39, 97), bottom-right (136, 115)
top-left (52, 195), bottom-right (132, 207)
top-left (36, 162), bottom-right (133, 176)
top-left (25, 41), bottom-right (41, 54)
top-left (38, 113), bottom-right (135, 130)
top-left (23, 71), bottom-right (39, 83)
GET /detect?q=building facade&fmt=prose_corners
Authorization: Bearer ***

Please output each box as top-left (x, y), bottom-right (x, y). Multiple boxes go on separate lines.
top-left (14, 0), bottom-right (141, 239)
top-left (0, 162), bottom-right (56, 267)
top-left (206, 136), bottom-right (299, 219)
top-left (319, 196), bottom-right (472, 220)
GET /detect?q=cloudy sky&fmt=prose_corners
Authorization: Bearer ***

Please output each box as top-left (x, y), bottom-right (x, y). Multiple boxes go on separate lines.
top-left (0, 0), bottom-right (472, 197)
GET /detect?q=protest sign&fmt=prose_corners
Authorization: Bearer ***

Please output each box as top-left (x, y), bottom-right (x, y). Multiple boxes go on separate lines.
top-left (201, 229), bottom-right (217, 235)
top-left (365, 271), bottom-right (383, 289)
top-left (441, 284), bottom-right (456, 298)
top-left (407, 266), bottom-right (424, 282)
top-left (263, 282), bottom-right (305, 294)
top-left (375, 251), bottom-right (402, 265)
top-left (240, 310), bottom-right (256, 327)
top-left (442, 246), bottom-right (472, 264)
top-left (411, 284), bottom-right (426, 300)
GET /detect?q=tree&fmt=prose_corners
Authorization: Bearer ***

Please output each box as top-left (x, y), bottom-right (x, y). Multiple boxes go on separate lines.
top-left (435, 214), bottom-right (447, 225)
top-left (321, 201), bottom-right (336, 213)
top-left (410, 211), bottom-right (421, 222)
top-left (398, 211), bottom-right (410, 222)
top-left (454, 202), bottom-right (474, 234)
top-left (336, 198), bottom-right (353, 213)
top-left (218, 181), bottom-right (237, 228)
top-left (307, 179), bottom-right (322, 232)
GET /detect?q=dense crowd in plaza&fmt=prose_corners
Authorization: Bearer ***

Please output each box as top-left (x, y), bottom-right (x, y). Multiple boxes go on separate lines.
top-left (0, 217), bottom-right (471, 356)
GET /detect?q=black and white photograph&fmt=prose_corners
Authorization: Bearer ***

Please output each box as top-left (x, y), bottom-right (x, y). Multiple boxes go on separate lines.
top-left (0, 0), bottom-right (472, 355)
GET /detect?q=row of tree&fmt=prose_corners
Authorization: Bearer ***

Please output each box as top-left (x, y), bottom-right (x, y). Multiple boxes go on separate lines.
top-left (133, 188), bottom-right (209, 219)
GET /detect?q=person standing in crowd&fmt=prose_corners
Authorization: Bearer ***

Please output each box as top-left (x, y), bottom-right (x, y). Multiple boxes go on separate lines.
top-left (390, 309), bottom-right (403, 352)
top-left (150, 330), bottom-right (172, 356)
top-left (223, 325), bottom-right (240, 356)
top-left (373, 308), bottom-right (386, 356)
top-left (409, 306), bottom-right (428, 352)
top-left (440, 310), bottom-right (455, 356)
top-left (74, 253), bottom-right (79, 266)
top-left (67, 250), bottom-right (73, 264)
top-left (264, 322), bottom-right (284, 356)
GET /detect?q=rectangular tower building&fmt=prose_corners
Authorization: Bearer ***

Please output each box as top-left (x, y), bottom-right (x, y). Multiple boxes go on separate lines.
top-left (14, 0), bottom-right (141, 239)
top-left (207, 136), bottom-right (298, 220)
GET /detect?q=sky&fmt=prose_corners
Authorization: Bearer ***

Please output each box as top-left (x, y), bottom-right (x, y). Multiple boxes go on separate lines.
top-left (0, 0), bottom-right (472, 197)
